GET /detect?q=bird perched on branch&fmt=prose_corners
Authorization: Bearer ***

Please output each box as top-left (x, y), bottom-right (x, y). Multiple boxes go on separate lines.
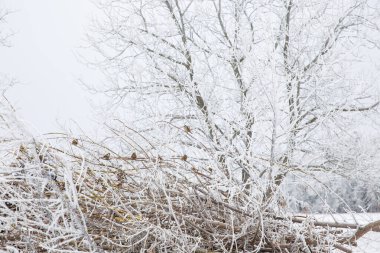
top-left (184, 125), bottom-right (191, 133)
top-left (180, 154), bottom-right (188, 161)
top-left (101, 153), bottom-right (111, 160)
top-left (72, 139), bottom-right (79, 146)
top-left (38, 154), bottom-right (46, 162)
top-left (19, 145), bottom-right (26, 153)
top-left (131, 152), bottom-right (137, 160)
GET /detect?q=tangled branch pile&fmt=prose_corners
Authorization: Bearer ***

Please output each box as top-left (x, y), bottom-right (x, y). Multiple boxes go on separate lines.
top-left (0, 131), bottom-right (379, 253)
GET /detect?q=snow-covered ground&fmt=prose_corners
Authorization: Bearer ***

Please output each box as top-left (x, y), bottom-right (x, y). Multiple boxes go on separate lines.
top-left (306, 213), bottom-right (380, 252)
top-left (348, 213), bottom-right (380, 253)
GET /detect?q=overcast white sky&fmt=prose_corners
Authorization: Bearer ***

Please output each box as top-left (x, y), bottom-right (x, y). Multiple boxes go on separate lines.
top-left (0, 0), bottom-right (102, 135)
top-left (0, 0), bottom-right (379, 137)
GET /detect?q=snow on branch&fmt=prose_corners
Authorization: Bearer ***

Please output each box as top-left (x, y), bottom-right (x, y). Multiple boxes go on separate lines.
top-left (0, 126), bottom-right (379, 252)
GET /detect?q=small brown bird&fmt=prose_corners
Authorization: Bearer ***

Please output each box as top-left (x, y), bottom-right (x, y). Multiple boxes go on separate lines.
top-left (131, 152), bottom-right (137, 160)
top-left (19, 145), bottom-right (26, 153)
top-left (38, 154), bottom-right (45, 162)
top-left (184, 125), bottom-right (191, 133)
top-left (101, 153), bottom-right (111, 160)
top-left (180, 154), bottom-right (188, 161)
top-left (72, 139), bottom-right (79, 146)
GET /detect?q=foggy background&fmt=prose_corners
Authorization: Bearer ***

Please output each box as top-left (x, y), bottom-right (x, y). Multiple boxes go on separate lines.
top-left (0, 0), bottom-right (103, 135)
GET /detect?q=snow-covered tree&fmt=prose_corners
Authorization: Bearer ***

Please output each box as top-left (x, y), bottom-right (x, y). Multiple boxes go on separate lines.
top-left (88, 0), bottom-right (380, 211)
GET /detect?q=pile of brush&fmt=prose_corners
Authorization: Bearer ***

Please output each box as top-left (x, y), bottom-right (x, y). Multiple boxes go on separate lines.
top-left (0, 134), bottom-right (378, 253)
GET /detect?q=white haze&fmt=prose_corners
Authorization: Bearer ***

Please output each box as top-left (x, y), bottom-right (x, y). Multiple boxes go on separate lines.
top-left (0, 0), bottom-right (103, 135)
